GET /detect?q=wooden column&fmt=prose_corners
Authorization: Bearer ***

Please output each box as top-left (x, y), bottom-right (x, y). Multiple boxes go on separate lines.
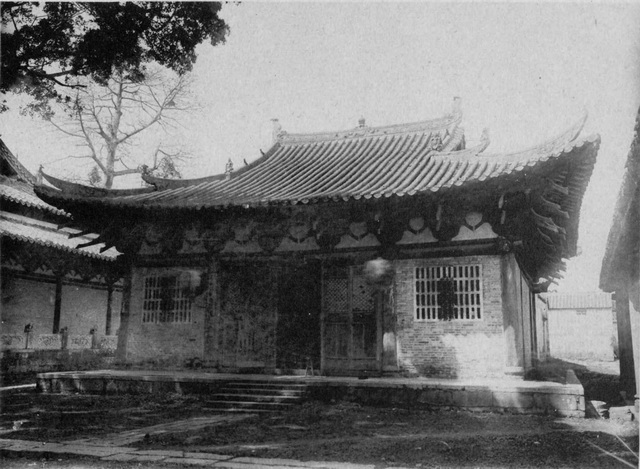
top-left (52, 276), bottom-right (63, 333)
top-left (115, 264), bottom-right (133, 362)
top-left (105, 283), bottom-right (114, 336)
top-left (381, 289), bottom-right (398, 372)
top-left (204, 258), bottom-right (220, 365)
top-left (501, 253), bottom-right (525, 377)
top-left (615, 289), bottom-right (637, 395)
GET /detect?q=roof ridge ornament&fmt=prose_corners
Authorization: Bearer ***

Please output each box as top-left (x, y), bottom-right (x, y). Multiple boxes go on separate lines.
top-left (452, 96), bottom-right (462, 116)
top-left (272, 118), bottom-right (284, 144)
top-left (225, 159), bottom-right (234, 181)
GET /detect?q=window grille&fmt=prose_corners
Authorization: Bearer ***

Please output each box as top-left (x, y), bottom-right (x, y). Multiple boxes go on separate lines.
top-left (414, 265), bottom-right (483, 321)
top-left (142, 274), bottom-right (192, 323)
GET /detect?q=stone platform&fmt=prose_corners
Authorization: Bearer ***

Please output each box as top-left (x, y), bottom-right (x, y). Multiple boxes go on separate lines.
top-left (35, 370), bottom-right (585, 417)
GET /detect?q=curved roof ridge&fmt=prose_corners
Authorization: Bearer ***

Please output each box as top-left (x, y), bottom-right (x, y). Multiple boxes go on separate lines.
top-left (0, 175), bottom-right (69, 216)
top-left (477, 110), bottom-right (588, 158)
top-left (140, 142), bottom-right (283, 191)
top-left (433, 111), bottom-right (592, 163)
top-left (39, 171), bottom-right (156, 198)
top-left (142, 171), bottom-right (225, 190)
top-left (432, 127), bottom-right (490, 159)
top-left (0, 138), bottom-right (36, 184)
top-left (277, 108), bottom-right (462, 145)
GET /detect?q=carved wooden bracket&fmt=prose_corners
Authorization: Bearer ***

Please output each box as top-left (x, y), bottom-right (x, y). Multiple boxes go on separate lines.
top-left (314, 217), bottom-right (348, 251)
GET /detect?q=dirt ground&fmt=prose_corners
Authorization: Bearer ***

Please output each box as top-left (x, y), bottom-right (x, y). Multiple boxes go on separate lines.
top-left (1, 360), bottom-right (638, 468)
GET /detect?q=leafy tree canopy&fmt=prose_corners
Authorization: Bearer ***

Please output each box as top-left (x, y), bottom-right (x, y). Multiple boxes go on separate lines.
top-left (1, 2), bottom-right (228, 113)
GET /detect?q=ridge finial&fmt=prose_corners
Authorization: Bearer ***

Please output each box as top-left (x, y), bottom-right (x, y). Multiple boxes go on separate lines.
top-left (225, 159), bottom-right (233, 180)
top-left (452, 97), bottom-right (462, 115)
top-left (271, 118), bottom-right (283, 144)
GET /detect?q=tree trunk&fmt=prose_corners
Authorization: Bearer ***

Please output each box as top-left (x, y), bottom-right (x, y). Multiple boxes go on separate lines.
top-left (105, 146), bottom-right (116, 188)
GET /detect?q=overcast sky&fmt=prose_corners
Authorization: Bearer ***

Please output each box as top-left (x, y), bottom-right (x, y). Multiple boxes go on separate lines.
top-left (1, 2), bottom-right (639, 292)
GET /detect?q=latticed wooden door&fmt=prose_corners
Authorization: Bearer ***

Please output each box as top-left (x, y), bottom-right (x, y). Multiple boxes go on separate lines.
top-left (322, 265), bottom-right (379, 374)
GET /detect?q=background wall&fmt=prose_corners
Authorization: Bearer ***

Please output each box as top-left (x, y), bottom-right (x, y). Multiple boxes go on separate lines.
top-left (548, 307), bottom-right (615, 361)
top-left (2, 277), bottom-right (55, 337)
top-left (60, 284), bottom-right (121, 336)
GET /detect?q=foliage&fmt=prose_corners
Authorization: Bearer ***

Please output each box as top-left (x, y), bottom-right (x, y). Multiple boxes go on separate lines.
top-left (1, 2), bottom-right (228, 113)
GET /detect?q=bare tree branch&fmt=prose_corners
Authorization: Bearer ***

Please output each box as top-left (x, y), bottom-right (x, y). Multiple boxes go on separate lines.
top-left (43, 65), bottom-right (196, 188)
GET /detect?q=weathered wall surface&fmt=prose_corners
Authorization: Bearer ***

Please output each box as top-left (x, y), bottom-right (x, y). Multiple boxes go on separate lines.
top-left (394, 255), bottom-right (505, 379)
top-left (60, 285), bottom-right (121, 336)
top-left (2, 276), bottom-right (120, 336)
top-left (123, 267), bottom-right (207, 365)
top-left (2, 277), bottom-right (54, 337)
top-left (548, 307), bottom-right (615, 361)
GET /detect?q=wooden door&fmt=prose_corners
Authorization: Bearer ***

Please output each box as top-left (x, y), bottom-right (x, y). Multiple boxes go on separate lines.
top-left (322, 265), bottom-right (379, 374)
top-left (219, 263), bottom-right (276, 369)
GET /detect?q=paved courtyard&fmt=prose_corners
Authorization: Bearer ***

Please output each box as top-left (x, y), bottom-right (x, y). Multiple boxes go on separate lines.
top-left (1, 383), bottom-right (638, 468)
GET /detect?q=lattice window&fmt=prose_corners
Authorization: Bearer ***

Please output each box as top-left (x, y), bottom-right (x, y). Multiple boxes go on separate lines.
top-left (414, 265), bottom-right (483, 321)
top-left (324, 265), bottom-right (349, 315)
top-left (142, 274), bottom-right (192, 323)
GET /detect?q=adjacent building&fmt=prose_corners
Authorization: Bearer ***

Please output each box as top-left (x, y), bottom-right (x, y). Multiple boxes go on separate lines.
top-left (1, 139), bottom-right (123, 353)
top-left (600, 107), bottom-right (640, 397)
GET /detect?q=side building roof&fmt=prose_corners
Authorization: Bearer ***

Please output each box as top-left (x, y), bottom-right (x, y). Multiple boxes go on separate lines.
top-left (545, 291), bottom-right (613, 310)
top-left (0, 139), bottom-right (119, 261)
top-left (600, 107), bottom-right (640, 292)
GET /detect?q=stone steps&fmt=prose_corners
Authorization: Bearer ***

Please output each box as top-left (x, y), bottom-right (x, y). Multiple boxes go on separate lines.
top-left (206, 380), bottom-right (308, 412)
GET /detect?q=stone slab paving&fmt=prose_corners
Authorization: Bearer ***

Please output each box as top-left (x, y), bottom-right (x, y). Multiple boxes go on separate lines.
top-left (100, 453), bottom-right (140, 462)
top-left (1, 438), bottom-right (379, 469)
top-left (233, 457), bottom-right (320, 467)
top-left (67, 414), bottom-right (256, 446)
top-left (134, 449), bottom-right (185, 457)
top-left (184, 452), bottom-right (231, 460)
top-left (164, 457), bottom-right (222, 466)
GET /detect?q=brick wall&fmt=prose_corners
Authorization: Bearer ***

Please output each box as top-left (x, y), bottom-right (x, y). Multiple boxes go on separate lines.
top-left (124, 267), bottom-right (206, 365)
top-left (394, 255), bottom-right (505, 379)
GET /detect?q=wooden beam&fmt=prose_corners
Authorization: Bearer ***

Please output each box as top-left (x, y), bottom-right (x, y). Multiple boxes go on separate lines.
top-left (538, 196), bottom-right (570, 220)
top-left (535, 228), bottom-right (554, 246)
top-left (546, 178), bottom-right (570, 196)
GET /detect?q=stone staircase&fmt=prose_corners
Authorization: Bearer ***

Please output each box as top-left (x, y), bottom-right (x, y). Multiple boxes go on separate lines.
top-left (204, 380), bottom-right (309, 412)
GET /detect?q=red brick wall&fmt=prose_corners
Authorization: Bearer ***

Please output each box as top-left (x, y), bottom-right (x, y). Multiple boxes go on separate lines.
top-left (394, 255), bottom-right (505, 379)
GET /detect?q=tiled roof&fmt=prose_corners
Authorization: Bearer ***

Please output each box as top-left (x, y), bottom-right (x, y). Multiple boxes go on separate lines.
top-left (545, 292), bottom-right (613, 310)
top-left (600, 106), bottom-right (640, 292)
top-left (0, 138), bottom-right (36, 184)
top-left (36, 109), bottom-right (598, 213)
top-left (0, 175), bottom-right (68, 216)
top-left (0, 211), bottom-right (120, 260)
